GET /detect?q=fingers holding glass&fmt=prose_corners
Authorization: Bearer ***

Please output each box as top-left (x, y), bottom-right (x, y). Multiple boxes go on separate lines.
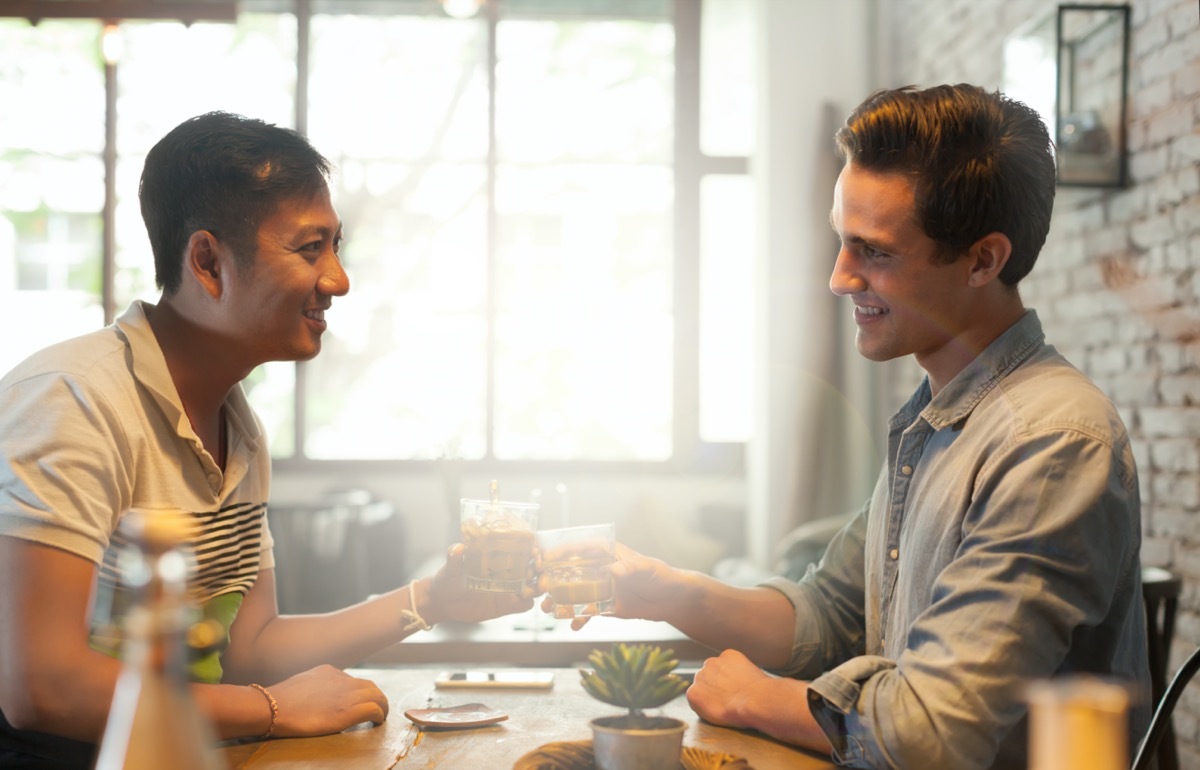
top-left (536, 523), bottom-right (616, 620)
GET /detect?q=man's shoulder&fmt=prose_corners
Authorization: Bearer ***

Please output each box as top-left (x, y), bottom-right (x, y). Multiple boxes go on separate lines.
top-left (995, 345), bottom-right (1128, 441)
top-left (1007, 344), bottom-right (1112, 400)
top-left (0, 326), bottom-right (131, 397)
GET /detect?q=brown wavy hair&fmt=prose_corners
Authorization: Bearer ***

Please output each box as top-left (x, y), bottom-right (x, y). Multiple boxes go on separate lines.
top-left (835, 84), bottom-right (1056, 286)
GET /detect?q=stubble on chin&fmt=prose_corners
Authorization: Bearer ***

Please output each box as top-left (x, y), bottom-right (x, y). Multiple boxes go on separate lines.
top-left (854, 332), bottom-right (879, 362)
top-left (854, 331), bottom-right (898, 363)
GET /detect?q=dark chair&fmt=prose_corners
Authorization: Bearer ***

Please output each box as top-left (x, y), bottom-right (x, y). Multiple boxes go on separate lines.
top-left (268, 489), bottom-right (402, 614)
top-left (1135, 566), bottom-right (1184, 770)
top-left (1132, 642), bottom-right (1200, 770)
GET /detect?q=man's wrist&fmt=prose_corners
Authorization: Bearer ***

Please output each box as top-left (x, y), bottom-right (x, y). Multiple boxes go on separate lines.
top-left (401, 578), bottom-right (436, 632)
top-left (657, 565), bottom-right (703, 626)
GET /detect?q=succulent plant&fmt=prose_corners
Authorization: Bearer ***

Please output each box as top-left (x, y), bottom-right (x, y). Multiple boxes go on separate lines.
top-left (580, 643), bottom-right (690, 722)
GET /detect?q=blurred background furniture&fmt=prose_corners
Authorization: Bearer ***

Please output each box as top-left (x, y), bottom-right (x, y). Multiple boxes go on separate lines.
top-left (1133, 640), bottom-right (1197, 770)
top-left (1141, 565), bottom-right (1183, 770)
top-left (268, 489), bottom-right (406, 614)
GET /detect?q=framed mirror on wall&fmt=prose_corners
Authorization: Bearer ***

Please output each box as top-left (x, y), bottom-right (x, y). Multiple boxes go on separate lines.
top-left (1055, 3), bottom-right (1131, 188)
top-left (1003, 3), bottom-right (1130, 189)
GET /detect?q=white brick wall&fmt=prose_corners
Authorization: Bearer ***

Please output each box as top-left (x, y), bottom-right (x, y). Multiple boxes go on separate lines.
top-left (886, 0), bottom-right (1200, 759)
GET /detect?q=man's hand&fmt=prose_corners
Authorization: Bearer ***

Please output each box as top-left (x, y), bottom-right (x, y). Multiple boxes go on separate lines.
top-left (686, 649), bottom-right (774, 728)
top-left (687, 650), bottom-right (833, 754)
top-left (424, 544), bottom-right (535, 625)
top-left (535, 542), bottom-right (796, 671)
top-left (539, 542), bottom-right (684, 630)
top-left (269, 665), bottom-right (388, 738)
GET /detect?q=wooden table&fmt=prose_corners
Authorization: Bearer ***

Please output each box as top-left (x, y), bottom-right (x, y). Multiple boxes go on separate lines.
top-left (365, 614), bottom-right (718, 667)
top-left (219, 667), bottom-right (837, 769)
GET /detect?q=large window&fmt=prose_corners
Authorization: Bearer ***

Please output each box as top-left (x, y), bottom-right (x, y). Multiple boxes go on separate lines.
top-left (0, 0), bottom-right (754, 470)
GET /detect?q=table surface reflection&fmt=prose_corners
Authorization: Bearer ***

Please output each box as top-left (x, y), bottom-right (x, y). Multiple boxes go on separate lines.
top-left (218, 667), bottom-right (837, 769)
top-left (364, 614), bottom-right (719, 667)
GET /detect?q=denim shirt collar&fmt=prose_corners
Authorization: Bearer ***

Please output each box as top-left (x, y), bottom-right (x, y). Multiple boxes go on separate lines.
top-left (890, 309), bottom-right (1046, 433)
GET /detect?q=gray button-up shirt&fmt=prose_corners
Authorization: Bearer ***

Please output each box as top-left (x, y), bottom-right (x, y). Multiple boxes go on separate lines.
top-left (764, 310), bottom-right (1151, 769)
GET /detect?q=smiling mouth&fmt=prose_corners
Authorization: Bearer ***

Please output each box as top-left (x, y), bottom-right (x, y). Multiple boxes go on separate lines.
top-left (854, 305), bottom-right (887, 319)
top-left (304, 309), bottom-right (326, 323)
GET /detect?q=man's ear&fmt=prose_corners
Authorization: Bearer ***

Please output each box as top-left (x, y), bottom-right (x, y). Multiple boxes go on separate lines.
top-left (185, 230), bottom-right (225, 299)
top-left (966, 232), bottom-right (1013, 287)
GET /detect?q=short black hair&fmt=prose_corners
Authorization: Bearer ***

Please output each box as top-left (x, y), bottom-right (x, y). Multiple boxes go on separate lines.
top-left (139, 111), bottom-right (332, 293)
top-left (835, 84), bottom-right (1056, 285)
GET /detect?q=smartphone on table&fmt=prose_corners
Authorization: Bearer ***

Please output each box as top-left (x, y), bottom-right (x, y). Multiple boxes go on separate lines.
top-left (434, 669), bottom-right (556, 690)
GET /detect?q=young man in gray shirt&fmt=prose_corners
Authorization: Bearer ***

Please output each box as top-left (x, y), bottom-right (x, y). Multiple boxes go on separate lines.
top-left (575, 84), bottom-right (1151, 769)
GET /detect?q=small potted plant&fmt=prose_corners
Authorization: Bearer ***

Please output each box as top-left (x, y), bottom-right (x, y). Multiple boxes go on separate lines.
top-left (580, 643), bottom-right (691, 770)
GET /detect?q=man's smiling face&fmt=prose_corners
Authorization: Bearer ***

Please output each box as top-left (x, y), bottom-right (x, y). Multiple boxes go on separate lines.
top-left (828, 161), bottom-right (979, 381)
top-left (223, 185), bottom-right (350, 366)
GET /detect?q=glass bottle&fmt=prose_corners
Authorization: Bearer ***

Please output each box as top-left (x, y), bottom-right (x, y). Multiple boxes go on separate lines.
top-left (92, 509), bottom-right (224, 770)
top-left (1026, 675), bottom-right (1129, 770)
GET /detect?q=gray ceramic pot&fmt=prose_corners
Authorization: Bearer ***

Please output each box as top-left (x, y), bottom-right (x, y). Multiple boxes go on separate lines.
top-left (590, 714), bottom-right (686, 770)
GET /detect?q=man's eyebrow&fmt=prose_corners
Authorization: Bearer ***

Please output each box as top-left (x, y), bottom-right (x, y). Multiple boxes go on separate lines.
top-left (827, 211), bottom-right (864, 245)
top-left (827, 211), bottom-right (866, 244)
top-left (293, 223), bottom-right (343, 240)
top-left (828, 210), bottom-right (900, 252)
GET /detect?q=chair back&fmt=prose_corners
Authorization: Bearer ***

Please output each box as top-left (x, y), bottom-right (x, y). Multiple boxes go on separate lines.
top-left (1140, 566), bottom-right (1183, 770)
top-left (1132, 643), bottom-right (1200, 770)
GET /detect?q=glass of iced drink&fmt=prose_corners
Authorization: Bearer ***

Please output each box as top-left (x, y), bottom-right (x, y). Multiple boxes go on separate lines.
top-left (460, 498), bottom-right (539, 592)
top-left (537, 523), bottom-right (616, 619)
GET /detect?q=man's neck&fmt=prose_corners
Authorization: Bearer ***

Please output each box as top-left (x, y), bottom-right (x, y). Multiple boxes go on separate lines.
top-left (143, 299), bottom-right (242, 427)
top-left (922, 297), bottom-right (1027, 396)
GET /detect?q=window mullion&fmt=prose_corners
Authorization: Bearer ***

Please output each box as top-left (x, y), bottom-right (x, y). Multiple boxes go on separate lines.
top-left (485, 0), bottom-right (499, 461)
top-left (294, 0), bottom-right (312, 458)
top-left (673, 0), bottom-right (701, 468)
top-left (102, 32), bottom-right (117, 326)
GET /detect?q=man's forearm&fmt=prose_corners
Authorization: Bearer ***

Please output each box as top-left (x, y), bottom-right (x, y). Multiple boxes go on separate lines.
top-left (223, 587), bottom-right (412, 685)
top-left (657, 571), bottom-right (798, 669)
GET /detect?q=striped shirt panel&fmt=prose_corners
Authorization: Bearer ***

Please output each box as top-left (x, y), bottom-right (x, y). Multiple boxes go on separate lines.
top-left (98, 502), bottom-right (265, 604)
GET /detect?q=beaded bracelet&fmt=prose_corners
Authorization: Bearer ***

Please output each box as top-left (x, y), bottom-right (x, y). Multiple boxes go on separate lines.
top-left (249, 683), bottom-right (278, 739)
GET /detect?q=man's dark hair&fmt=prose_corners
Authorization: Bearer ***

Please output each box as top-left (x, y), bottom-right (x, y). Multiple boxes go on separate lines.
top-left (139, 111), bottom-right (332, 294)
top-left (835, 84), bottom-right (1056, 285)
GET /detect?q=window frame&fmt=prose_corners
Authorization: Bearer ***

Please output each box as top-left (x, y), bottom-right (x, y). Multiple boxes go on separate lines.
top-left (26, 0), bottom-right (748, 476)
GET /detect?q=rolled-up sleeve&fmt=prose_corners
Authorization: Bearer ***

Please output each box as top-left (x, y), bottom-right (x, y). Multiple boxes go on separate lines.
top-left (761, 498), bottom-right (872, 679)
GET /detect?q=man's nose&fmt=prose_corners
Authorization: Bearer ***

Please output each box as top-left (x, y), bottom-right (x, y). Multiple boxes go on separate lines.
top-left (829, 247), bottom-right (863, 296)
top-left (319, 253), bottom-right (350, 296)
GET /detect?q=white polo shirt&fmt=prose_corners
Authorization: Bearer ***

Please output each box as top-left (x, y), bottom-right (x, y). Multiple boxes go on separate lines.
top-left (0, 301), bottom-right (275, 680)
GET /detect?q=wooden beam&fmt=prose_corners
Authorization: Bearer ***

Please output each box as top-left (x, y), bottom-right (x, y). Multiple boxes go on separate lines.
top-left (0, 1), bottom-right (239, 24)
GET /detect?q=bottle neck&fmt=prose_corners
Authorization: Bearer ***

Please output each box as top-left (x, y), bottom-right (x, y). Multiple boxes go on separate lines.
top-left (120, 544), bottom-right (193, 679)
top-left (121, 603), bottom-right (189, 680)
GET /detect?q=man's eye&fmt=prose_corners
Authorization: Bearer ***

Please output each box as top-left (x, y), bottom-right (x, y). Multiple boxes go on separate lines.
top-left (863, 245), bottom-right (888, 259)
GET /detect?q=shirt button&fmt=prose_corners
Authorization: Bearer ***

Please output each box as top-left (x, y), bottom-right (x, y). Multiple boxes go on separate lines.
top-left (901, 465), bottom-right (913, 475)
top-left (890, 548), bottom-right (899, 560)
